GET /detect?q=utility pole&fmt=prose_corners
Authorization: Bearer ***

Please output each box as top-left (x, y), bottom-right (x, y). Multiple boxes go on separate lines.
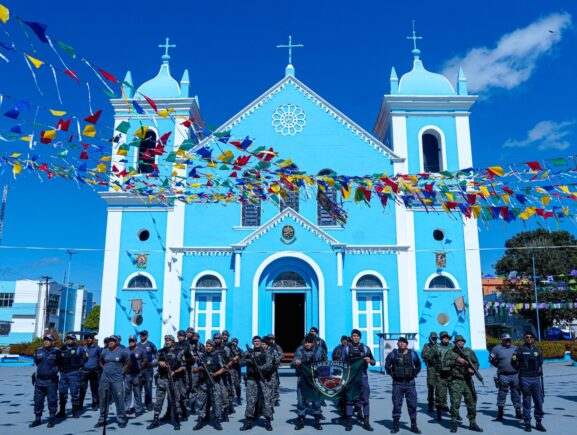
top-left (40, 275), bottom-right (52, 335)
top-left (0, 185), bottom-right (8, 245)
top-left (531, 249), bottom-right (542, 342)
top-left (62, 250), bottom-right (76, 333)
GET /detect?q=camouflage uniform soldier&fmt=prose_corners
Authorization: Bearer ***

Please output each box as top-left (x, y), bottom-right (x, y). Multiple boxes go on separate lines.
top-left (192, 339), bottom-right (226, 431)
top-left (147, 335), bottom-right (185, 431)
top-left (188, 331), bottom-right (205, 413)
top-left (240, 336), bottom-right (274, 431)
top-left (175, 330), bottom-right (191, 421)
top-left (421, 331), bottom-right (439, 412)
top-left (444, 335), bottom-right (483, 433)
top-left (265, 334), bottom-right (283, 406)
top-left (433, 331), bottom-right (453, 420)
top-left (213, 333), bottom-right (233, 420)
top-left (230, 338), bottom-right (243, 405)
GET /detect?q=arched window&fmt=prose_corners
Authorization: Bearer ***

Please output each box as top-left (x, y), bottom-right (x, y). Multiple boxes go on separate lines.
top-left (280, 164), bottom-right (300, 212)
top-left (138, 130), bottom-right (157, 174)
top-left (317, 169), bottom-right (337, 226)
top-left (422, 132), bottom-right (441, 173)
top-left (196, 275), bottom-right (223, 289)
top-left (272, 271), bottom-right (307, 288)
top-left (428, 275), bottom-right (455, 289)
top-left (127, 275), bottom-right (153, 289)
top-left (240, 170), bottom-right (261, 227)
top-left (356, 274), bottom-right (383, 288)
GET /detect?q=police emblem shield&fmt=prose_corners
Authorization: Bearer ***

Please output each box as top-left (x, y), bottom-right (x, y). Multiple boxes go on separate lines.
top-left (312, 361), bottom-right (350, 398)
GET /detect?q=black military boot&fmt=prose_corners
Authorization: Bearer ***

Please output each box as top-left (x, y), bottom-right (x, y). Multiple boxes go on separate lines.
top-left (295, 416), bottom-right (305, 430)
top-left (223, 409), bottom-right (229, 422)
top-left (363, 416), bottom-right (374, 431)
top-left (29, 416), bottom-right (42, 428)
top-left (410, 420), bottom-right (421, 434)
top-left (214, 417), bottom-right (223, 431)
top-left (496, 406), bottom-right (504, 421)
top-left (265, 417), bottom-right (273, 431)
top-left (469, 421), bottom-right (483, 432)
top-left (56, 396), bottom-right (66, 418)
top-left (515, 408), bottom-right (523, 419)
top-left (240, 418), bottom-right (254, 431)
top-left (450, 420), bottom-right (458, 433)
top-left (72, 404), bottom-right (80, 418)
top-left (436, 407), bottom-right (443, 421)
top-left (391, 419), bottom-right (400, 433)
top-left (314, 415), bottom-right (322, 430)
top-left (345, 417), bottom-right (353, 431)
top-left (78, 391), bottom-right (85, 411)
top-left (147, 415), bottom-right (160, 430)
top-left (47, 416), bottom-right (55, 428)
top-left (193, 418), bottom-right (204, 430)
top-left (92, 401), bottom-right (99, 411)
top-left (535, 421), bottom-right (546, 432)
top-left (524, 421), bottom-right (532, 432)
top-left (179, 403), bottom-right (188, 422)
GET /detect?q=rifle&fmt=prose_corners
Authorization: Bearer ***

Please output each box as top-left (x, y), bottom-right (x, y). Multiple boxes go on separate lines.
top-left (540, 372), bottom-right (545, 402)
top-left (245, 344), bottom-right (265, 380)
top-left (159, 351), bottom-right (180, 424)
top-left (102, 388), bottom-right (109, 435)
top-left (192, 349), bottom-right (216, 388)
top-left (453, 345), bottom-right (484, 385)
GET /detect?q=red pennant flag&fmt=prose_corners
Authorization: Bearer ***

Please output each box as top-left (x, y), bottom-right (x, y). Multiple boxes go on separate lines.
top-left (64, 69), bottom-right (79, 82)
top-left (84, 109), bottom-right (102, 124)
top-left (159, 132), bottom-right (172, 145)
top-left (79, 151), bottom-right (89, 160)
top-left (526, 161), bottom-right (543, 171)
top-left (98, 68), bottom-right (117, 83)
top-left (381, 177), bottom-right (399, 194)
top-left (181, 117), bottom-right (195, 127)
top-left (56, 118), bottom-right (71, 131)
top-left (502, 187), bottom-right (514, 195)
top-left (142, 95), bottom-right (158, 113)
top-left (466, 194), bottom-right (477, 205)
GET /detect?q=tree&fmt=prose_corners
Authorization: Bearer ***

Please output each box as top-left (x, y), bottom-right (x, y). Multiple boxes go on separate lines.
top-left (494, 229), bottom-right (577, 278)
top-left (83, 305), bottom-right (100, 330)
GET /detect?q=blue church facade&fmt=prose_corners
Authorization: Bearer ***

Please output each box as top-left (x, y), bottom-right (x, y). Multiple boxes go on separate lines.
top-left (98, 44), bottom-right (488, 365)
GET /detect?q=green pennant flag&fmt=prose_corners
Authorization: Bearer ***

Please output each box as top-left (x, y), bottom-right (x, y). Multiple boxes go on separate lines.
top-left (550, 157), bottom-right (568, 167)
top-left (179, 139), bottom-right (193, 151)
top-left (165, 152), bottom-right (176, 163)
top-left (55, 40), bottom-right (76, 58)
top-left (214, 130), bottom-right (232, 138)
top-left (115, 121), bottom-right (131, 134)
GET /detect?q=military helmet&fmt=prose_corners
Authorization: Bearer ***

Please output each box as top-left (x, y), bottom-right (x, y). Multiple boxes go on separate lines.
top-left (429, 331), bottom-right (439, 339)
top-left (454, 335), bottom-right (466, 343)
top-left (164, 334), bottom-right (175, 342)
top-left (440, 331), bottom-right (451, 339)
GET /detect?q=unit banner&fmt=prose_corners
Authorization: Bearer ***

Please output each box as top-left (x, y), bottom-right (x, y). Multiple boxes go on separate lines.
top-left (300, 359), bottom-right (365, 402)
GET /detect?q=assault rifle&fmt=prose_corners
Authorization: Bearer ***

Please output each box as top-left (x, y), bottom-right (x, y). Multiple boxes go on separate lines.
top-left (454, 345), bottom-right (484, 385)
top-left (102, 388), bottom-right (109, 435)
top-left (192, 349), bottom-right (216, 388)
top-left (159, 351), bottom-right (181, 424)
top-left (245, 344), bottom-right (265, 380)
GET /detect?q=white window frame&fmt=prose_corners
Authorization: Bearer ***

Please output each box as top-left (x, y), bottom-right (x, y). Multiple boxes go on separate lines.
top-left (123, 272), bottom-right (157, 291)
top-left (190, 271), bottom-right (227, 331)
top-left (418, 125), bottom-right (447, 173)
top-left (424, 271), bottom-right (461, 292)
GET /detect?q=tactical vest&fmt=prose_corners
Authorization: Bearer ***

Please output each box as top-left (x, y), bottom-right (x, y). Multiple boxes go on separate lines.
top-left (247, 347), bottom-right (268, 378)
top-left (392, 349), bottom-right (417, 380)
top-left (203, 351), bottom-right (222, 375)
top-left (437, 344), bottom-right (452, 374)
top-left (346, 343), bottom-right (368, 360)
top-left (517, 345), bottom-right (542, 377)
top-left (60, 344), bottom-right (84, 373)
top-left (35, 347), bottom-right (60, 380)
top-left (158, 347), bottom-right (182, 378)
top-left (300, 348), bottom-right (320, 364)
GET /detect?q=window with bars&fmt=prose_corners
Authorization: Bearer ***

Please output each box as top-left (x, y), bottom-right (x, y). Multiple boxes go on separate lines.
top-left (280, 189), bottom-right (299, 212)
top-left (356, 275), bottom-right (383, 289)
top-left (241, 199), bottom-right (261, 227)
top-left (0, 292), bottom-right (14, 308)
top-left (428, 275), bottom-right (456, 289)
top-left (272, 271), bottom-right (307, 288)
top-left (127, 275), bottom-right (154, 289)
top-left (422, 132), bottom-right (442, 173)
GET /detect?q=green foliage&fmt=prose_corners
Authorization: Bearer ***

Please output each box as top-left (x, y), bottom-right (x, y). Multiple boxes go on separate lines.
top-left (486, 336), bottom-right (568, 360)
top-left (83, 305), bottom-right (100, 330)
top-left (494, 229), bottom-right (577, 277)
top-left (571, 344), bottom-right (577, 362)
top-left (9, 336), bottom-right (63, 356)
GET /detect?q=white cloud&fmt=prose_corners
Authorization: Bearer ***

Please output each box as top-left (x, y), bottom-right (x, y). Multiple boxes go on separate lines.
top-left (503, 120), bottom-right (574, 150)
top-left (442, 12), bottom-right (572, 93)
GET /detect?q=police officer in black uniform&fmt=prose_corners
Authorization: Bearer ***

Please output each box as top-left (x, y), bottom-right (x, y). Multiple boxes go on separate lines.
top-left (30, 334), bottom-right (61, 428)
top-left (79, 332), bottom-right (101, 411)
top-left (137, 330), bottom-right (158, 411)
top-left (57, 333), bottom-right (86, 419)
top-left (512, 331), bottom-right (546, 432)
top-left (188, 331), bottom-right (205, 413)
top-left (385, 337), bottom-right (422, 434)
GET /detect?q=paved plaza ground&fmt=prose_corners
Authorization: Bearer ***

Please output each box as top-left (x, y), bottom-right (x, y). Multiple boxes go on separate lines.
top-left (1, 362), bottom-right (576, 434)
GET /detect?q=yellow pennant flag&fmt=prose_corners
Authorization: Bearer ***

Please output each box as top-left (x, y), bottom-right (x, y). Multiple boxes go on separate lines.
top-left (472, 206), bottom-right (481, 219)
top-left (541, 195), bottom-right (551, 206)
top-left (445, 192), bottom-right (454, 202)
top-left (50, 109), bottom-right (67, 117)
top-left (83, 124), bottom-right (96, 137)
top-left (559, 185), bottom-right (570, 194)
top-left (488, 166), bottom-right (504, 176)
top-left (26, 54), bottom-right (44, 69)
top-left (12, 161), bottom-right (22, 176)
top-left (270, 184), bottom-right (281, 194)
top-left (134, 126), bottom-right (149, 139)
top-left (20, 135), bottom-right (32, 143)
top-left (11, 152), bottom-right (21, 158)
top-left (95, 163), bottom-right (107, 173)
top-left (0, 4), bottom-right (9, 24)
top-left (479, 186), bottom-right (490, 198)
top-left (501, 193), bottom-right (509, 205)
top-left (217, 150), bottom-right (234, 162)
top-left (117, 148), bottom-right (128, 156)
top-left (43, 130), bottom-right (57, 140)
top-left (207, 161), bottom-right (217, 168)
top-left (100, 156), bottom-right (112, 162)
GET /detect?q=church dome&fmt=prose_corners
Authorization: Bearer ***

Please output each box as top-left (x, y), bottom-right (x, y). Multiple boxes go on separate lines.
top-left (398, 49), bottom-right (455, 95)
top-left (136, 55), bottom-right (181, 99)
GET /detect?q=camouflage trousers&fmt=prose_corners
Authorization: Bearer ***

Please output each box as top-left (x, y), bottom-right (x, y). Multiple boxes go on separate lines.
top-left (189, 371), bottom-right (200, 408)
top-left (449, 379), bottom-right (477, 423)
top-left (271, 370), bottom-right (280, 402)
top-left (426, 367), bottom-right (437, 407)
top-left (435, 372), bottom-right (450, 408)
top-left (153, 376), bottom-right (186, 417)
top-left (230, 367), bottom-right (242, 399)
top-left (244, 378), bottom-right (273, 419)
top-left (196, 378), bottom-right (223, 419)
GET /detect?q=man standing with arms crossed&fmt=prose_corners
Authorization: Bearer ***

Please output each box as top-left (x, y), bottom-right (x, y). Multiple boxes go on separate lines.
top-left (137, 330), bottom-right (157, 412)
top-left (489, 333), bottom-right (522, 421)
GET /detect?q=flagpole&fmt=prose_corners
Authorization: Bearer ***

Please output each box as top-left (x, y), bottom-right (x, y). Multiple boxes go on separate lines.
top-left (531, 249), bottom-right (542, 341)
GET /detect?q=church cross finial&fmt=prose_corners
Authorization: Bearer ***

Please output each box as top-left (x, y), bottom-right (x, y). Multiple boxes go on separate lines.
top-left (406, 20), bottom-right (423, 51)
top-left (159, 37), bottom-right (176, 58)
top-left (276, 35), bottom-right (304, 65)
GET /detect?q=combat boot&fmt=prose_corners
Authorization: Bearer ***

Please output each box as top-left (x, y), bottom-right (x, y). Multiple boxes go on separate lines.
top-left (223, 409), bottom-right (229, 422)
top-left (469, 421), bottom-right (483, 432)
top-left (56, 396), bottom-right (66, 418)
top-left (91, 402), bottom-right (99, 411)
top-left (295, 416), bottom-right (305, 430)
top-left (314, 415), bottom-right (322, 430)
top-left (450, 420), bottom-right (458, 433)
top-left (345, 417), bottom-right (353, 431)
top-left (179, 404), bottom-right (188, 422)
top-left (436, 407), bottom-right (443, 421)
top-left (78, 391), bottom-right (85, 411)
top-left (515, 408), bottom-right (523, 419)
top-left (239, 419), bottom-right (254, 431)
top-left (524, 421), bottom-right (532, 432)
top-left (410, 421), bottom-right (421, 434)
top-left (72, 404), bottom-right (80, 418)
top-left (47, 416), bottom-right (55, 428)
top-left (496, 406), bottom-right (504, 421)
top-left (363, 416), bottom-right (374, 431)
top-left (147, 415), bottom-right (160, 430)
top-left (192, 418), bottom-right (204, 430)
top-left (535, 421), bottom-right (546, 432)
top-left (29, 416), bottom-right (42, 428)
top-left (391, 419), bottom-right (400, 433)
top-left (265, 417), bottom-right (273, 431)
top-left (214, 417), bottom-right (223, 431)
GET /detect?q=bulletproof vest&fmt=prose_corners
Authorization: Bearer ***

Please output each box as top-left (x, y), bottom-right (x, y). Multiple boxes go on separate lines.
top-left (392, 349), bottom-right (416, 379)
top-left (300, 347), bottom-right (319, 364)
top-left (158, 347), bottom-right (181, 376)
top-left (203, 351), bottom-right (222, 373)
top-left (346, 343), bottom-right (367, 361)
top-left (127, 346), bottom-right (143, 373)
top-left (35, 347), bottom-right (60, 379)
top-left (60, 344), bottom-right (83, 372)
top-left (247, 347), bottom-right (268, 378)
top-left (437, 343), bottom-right (452, 372)
top-left (215, 343), bottom-right (231, 363)
top-left (517, 345), bottom-right (541, 377)
top-left (138, 341), bottom-right (156, 361)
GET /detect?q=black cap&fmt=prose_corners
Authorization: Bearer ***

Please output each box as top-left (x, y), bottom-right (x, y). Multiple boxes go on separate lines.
top-left (138, 330), bottom-right (149, 336)
top-left (108, 335), bottom-right (119, 343)
top-left (43, 334), bottom-right (55, 342)
top-left (524, 331), bottom-right (535, 338)
top-left (129, 335), bottom-right (137, 342)
top-left (252, 335), bottom-right (262, 342)
top-left (262, 336), bottom-right (272, 345)
top-left (213, 332), bottom-right (221, 339)
top-left (351, 328), bottom-right (362, 337)
top-left (84, 332), bottom-right (95, 339)
top-left (186, 327), bottom-right (194, 333)
top-left (304, 334), bottom-right (316, 343)
top-left (398, 336), bottom-right (408, 344)
top-left (310, 326), bottom-right (319, 333)
top-left (177, 330), bottom-right (186, 337)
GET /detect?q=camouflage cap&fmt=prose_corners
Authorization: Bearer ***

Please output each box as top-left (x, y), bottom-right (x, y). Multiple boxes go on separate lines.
top-left (206, 339), bottom-right (215, 346)
top-left (454, 335), bottom-right (466, 343)
top-left (429, 331), bottom-right (439, 339)
top-left (164, 335), bottom-right (175, 342)
top-left (439, 331), bottom-right (451, 339)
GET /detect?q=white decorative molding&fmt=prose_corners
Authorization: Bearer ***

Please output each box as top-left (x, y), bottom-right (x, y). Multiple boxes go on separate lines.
top-left (122, 271), bottom-right (158, 290)
top-left (171, 247), bottom-right (234, 256)
top-left (423, 271), bottom-right (462, 291)
top-left (272, 104), bottom-right (306, 136)
top-left (417, 125), bottom-right (448, 173)
top-left (383, 94), bottom-right (477, 111)
top-left (351, 269), bottom-right (390, 336)
top-left (344, 245), bottom-right (407, 255)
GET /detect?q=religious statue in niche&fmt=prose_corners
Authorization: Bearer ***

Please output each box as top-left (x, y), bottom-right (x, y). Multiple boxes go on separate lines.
top-left (435, 252), bottom-right (446, 269)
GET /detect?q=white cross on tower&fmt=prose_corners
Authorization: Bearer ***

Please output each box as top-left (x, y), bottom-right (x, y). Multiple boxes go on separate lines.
top-left (406, 20), bottom-right (423, 51)
top-left (159, 37), bottom-right (176, 58)
top-left (276, 35), bottom-right (304, 65)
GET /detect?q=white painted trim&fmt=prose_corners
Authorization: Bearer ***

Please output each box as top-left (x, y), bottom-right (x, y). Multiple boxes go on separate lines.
top-left (234, 254), bottom-right (241, 288)
top-left (190, 271), bottom-right (227, 331)
top-left (351, 270), bottom-right (389, 289)
top-left (252, 252), bottom-right (325, 337)
top-left (73, 289), bottom-right (84, 331)
top-left (191, 270), bottom-right (228, 289)
top-left (122, 271), bottom-right (158, 290)
top-left (462, 219), bottom-right (485, 349)
top-left (351, 269), bottom-right (390, 334)
top-left (336, 252), bottom-right (343, 286)
top-left (423, 272), bottom-right (461, 291)
top-left (455, 116), bottom-right (473, 168)
top-left (161, 202), bottom-right (185, 338)
top-left (98, 209), bottom-right (122, 340)
top-left (417, 125), bottom-right (447, 173)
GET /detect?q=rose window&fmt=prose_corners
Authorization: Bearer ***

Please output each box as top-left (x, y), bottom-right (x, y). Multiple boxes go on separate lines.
top-left (271, 104), bottom-right (306, 136)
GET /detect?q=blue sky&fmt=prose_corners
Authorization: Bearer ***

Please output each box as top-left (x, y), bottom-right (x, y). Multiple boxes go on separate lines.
top-left (0, 0), bottom-right (576, 303)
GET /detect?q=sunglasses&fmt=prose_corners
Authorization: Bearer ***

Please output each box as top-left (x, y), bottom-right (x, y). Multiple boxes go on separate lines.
top-left (524, 336), bottom-right (535, 339)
